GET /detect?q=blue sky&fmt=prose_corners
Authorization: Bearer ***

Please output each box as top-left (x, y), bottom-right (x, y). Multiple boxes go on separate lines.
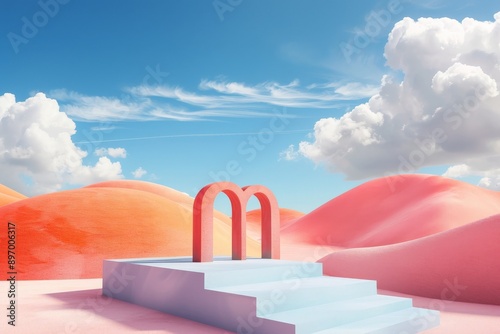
top-left (1, 0), bottom-right (500, 214)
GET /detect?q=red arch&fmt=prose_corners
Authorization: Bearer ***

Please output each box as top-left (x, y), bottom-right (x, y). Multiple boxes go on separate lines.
top-left (193, 182), bottom-right (280, 262)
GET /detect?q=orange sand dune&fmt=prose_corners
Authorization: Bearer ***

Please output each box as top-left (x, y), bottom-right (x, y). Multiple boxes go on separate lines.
top-left (86, 180), bottom-right (232, 224)
top-left (319, 213), bottom-right (500, 305)
top-left (0, 182), bottom-right (261, 280)
top-left (282, 174), bottom-right (500, 247)
top-left (245, 208), bottom-right (305, 240)
top-left (0, 184), bottom-right (27, 206)
top-left (0, 193), bottom-right (22, 206)
top-left (86, 180), bottom-right (193, 208)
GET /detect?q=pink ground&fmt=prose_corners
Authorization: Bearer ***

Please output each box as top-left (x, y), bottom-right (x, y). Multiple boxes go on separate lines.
top-left (1, 274), bottom-right (499, 333)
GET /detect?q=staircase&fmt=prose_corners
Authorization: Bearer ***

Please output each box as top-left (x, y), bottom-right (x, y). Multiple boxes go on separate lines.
top-left (103, 257), bottom-right (439, 333)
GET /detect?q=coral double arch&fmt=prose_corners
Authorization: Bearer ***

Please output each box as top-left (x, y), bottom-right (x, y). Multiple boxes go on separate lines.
top-left (193, 182), bottom-right (280, 262)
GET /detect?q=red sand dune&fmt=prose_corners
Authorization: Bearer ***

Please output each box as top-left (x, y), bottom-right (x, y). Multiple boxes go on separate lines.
top-left (319, 213), bottom-right (500, 305)
top-left (282, 174), bottom-right (500, 247)
top-left (245, 208), bottom-right (305, 240)
top-left (0, 181), bottom-right (261, 280)
top-left (0, 184), bottom-right (26, 206)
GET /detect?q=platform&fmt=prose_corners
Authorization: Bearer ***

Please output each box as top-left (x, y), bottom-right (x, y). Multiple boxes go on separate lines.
top-left (103, 257), bottom-right (439, 333)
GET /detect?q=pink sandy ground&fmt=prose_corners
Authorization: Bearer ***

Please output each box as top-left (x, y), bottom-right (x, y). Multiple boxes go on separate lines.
top-left (1, 278), bottom-right (499, 334)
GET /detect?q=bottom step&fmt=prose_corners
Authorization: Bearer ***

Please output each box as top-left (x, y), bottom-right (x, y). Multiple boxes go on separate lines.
top-left (313, 307), bottom-right (440, 334)
top-left (265, 294), bottom-right (413, 333)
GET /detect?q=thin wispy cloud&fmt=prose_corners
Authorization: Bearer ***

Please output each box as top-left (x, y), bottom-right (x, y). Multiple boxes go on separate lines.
top-left (74, 129), bottom-right (311, 145)
top-left (133, 79), bottom-right (376, 108)
top-left (49, 89), bottom-right (200, 122)
top-left (49, 79), bottom-right (378, 122)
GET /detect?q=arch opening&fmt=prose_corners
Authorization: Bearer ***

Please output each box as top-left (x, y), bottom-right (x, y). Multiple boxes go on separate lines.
top-left (193, 182), bottom-right (280, 262)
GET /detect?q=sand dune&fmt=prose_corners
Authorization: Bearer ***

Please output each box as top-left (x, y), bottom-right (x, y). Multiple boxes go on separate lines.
top-left (282, 174), bottom-right (500, 247)
top-left (319, 213), bottom-right (500, 305)
top-left (245, 208), bottom-right (304, 240)
top-left (86, 180), bottom-right (232, 224)
top-left (0, 181), bottom-right (261, 280)
top-left (0, 192), bottom-right (22, 206)
top-left (0, 184), bottom-right (26, 206)
top-left (86, 180), bottom-right (193, 208)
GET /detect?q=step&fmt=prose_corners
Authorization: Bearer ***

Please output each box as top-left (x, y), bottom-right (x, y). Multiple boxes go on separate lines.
top-left (211, 276), bottom-right (377, 315)
top-left (203, 259), bottom-right (324, 288)
top-left (264, 294), bottom-right (413, 334)
top-left (313, 307), bottom-right (440, 334)
top-left (123, 257), bottom-right (324, 288)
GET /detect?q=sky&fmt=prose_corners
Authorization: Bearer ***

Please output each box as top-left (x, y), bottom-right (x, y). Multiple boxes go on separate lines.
top-left (1, 0), bottom-right (500, 214)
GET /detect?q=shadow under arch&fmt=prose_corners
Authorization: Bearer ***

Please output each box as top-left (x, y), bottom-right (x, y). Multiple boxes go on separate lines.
top-left (193, 182), bottom-right (280, 262)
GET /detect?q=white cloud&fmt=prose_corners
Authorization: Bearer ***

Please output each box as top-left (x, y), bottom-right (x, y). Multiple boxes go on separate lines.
top-left (70, 156), bottom-right (123, 185)
top-left (95, 147), bottom-right (127, 158)
top-left (443, 156), bottom-right (500, 190)
top-left (48, 78), bottom-right (377, 122)
top-left (132, 167), bottom-right (147, 179)
top-left (333, 82), bottom-right (381, 99)
top-left (297, 12), bottom-right (500, 184)
top-left (49, 89), bottom-right (152, 121)
top-left (0, 93), bottom-right (123, 195)
top-left (279, 144), bottom-right (300, 161)
top-left (443, 164), bottom-right (470, 178)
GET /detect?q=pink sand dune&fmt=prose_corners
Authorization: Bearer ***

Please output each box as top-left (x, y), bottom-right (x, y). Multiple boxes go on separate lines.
top-left (282, 174), bottom-right (500, 247)
top-left (319, 213), bottom-right (500, 305)
top-left (245, 208), bottom-right (305, 240)
top-left (0, 181), bottom-right (260, 280)
top-left (0, 184), bottom-right (27, 206)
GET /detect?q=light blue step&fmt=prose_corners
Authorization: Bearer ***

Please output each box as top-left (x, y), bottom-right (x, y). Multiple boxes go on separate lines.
top-left (313, 307), bottom-right (440, 334)
top-left (211, 276), bottom-right (377, 315)
top-left (203, 259), bottom-right (323, 288)
top-left (264, 294), bottom-right (413, 334)
top-left (131, 257), bottom-right (324, 288)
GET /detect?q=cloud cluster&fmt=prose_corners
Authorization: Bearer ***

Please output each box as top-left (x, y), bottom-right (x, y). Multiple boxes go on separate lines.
top-left (132, 167), bottom-right (147, 179)
top-left (48, 79), bottom-right (379, 122)
top-left (95, 147), bottom-right (127, 158)
top-left (295, 12), bottom-right (500, 186)
top-left (0, 93), bottom-right (124, 194)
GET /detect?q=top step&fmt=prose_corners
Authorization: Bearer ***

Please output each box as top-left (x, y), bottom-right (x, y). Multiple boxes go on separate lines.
top-left (109, 256), bottom-right (324, 288)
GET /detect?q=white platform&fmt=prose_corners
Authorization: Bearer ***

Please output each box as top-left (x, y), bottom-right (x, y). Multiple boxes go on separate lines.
top-left (103, 257), bottom-right (439, 333)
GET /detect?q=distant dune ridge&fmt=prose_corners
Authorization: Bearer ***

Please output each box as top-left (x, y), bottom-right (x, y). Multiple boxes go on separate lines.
top-left (86, 180), bottom-right (233, 225)
top-left (245, 208), bottom-right (304, 240)
top-left (281, 174), bottom-right (500, 247)
top-left (0, 184), bottom-right (27, 206)
top-left (85, 180), bottom-right (194, 208)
